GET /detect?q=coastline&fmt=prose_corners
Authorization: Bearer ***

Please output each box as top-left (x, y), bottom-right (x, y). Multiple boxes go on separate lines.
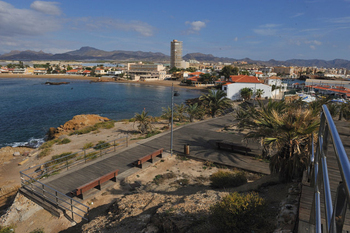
top-left (0, 74), bottom-right (208, 90)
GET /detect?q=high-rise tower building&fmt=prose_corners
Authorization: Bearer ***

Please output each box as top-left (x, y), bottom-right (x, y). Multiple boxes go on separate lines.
top-left (170, 39), bottom-right (183, 68)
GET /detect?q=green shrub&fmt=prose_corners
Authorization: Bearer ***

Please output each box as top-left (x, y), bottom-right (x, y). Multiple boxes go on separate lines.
top-left (38, 148), bottom-right (52, 158)
top-left (153, 173), bottom-right (176, 185)
top-left (85, 151), bottom-right (98, 161)
top-left (30, 228), bottom-right (44, 233)
top-left (210, 192), bottom-right (269, 233)
top-left (95, 120), bottom-right (115, 129)
top-left (83, 142), bottom-right (94, 150)
top-left (39, 139), bottom-right (60, 149)
top-left (0, 226), bottom-right (15, 233)
top-left (146, 130), bottom-right (161, 138)
top-left (93, 141), bottom-right (111, 150)
top-left (210, 170), bottom-right (247, 188)
top-left (69, 125), bottom-right (98, 135)
top-left (57, 138), bottom-right (71, 145)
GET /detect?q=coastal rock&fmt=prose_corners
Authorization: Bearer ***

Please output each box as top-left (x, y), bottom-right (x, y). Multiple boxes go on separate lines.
top-left (47, 114), bottom-right (110, 139)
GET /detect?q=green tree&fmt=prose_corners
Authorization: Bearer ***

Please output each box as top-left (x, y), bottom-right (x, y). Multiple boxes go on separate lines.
top-left (199, 89), bottom-right (231, 117)
top-left (240, 70), bottom-right (250, 75)
top-left (134, 110), bottom-right (153, 134)
top-left (240, 87), bottom-right (253, 101)
top-left (220, 65), bottom-right (239, 80)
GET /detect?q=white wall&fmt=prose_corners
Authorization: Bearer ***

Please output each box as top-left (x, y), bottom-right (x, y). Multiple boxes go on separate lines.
top-left (223, 83), bottom-right (272, 100)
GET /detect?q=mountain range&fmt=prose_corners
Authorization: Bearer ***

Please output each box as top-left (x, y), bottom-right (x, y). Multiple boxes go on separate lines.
top-left (1, 46), bottom-right (350, 69)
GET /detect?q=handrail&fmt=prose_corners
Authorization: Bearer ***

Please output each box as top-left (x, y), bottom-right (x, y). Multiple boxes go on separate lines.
top-left (21, 135), bottom-right (128, 180)
top-left (309, 105), bottom-right (350, 232)
top-left (20, 172), bottom-right (90, 221)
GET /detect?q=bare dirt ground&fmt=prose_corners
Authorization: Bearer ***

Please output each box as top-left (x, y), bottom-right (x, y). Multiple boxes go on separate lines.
top-left (1, 153), bottom-right (290, 233)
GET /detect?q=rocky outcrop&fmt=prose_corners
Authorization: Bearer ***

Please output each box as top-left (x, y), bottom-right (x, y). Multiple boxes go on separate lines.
top-left (82, 190), bottom-right (227, 233)
top-left (47, 114), bottom-right (110, 139)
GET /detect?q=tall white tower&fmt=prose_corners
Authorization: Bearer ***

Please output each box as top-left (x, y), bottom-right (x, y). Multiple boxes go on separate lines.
top-left (170, 39), bottom-right (183, 68)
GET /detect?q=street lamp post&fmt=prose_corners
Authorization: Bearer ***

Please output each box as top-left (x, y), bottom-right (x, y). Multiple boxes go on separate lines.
top-left (170, 83), bottom-right (179, 156)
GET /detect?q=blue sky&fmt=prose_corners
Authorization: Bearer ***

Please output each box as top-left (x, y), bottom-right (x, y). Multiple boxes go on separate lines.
top-left (1, 0), bottom-right (350, 61)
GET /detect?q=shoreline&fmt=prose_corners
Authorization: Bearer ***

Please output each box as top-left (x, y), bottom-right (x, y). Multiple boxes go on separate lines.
top-left (0, 74), bottom-right (209, 90)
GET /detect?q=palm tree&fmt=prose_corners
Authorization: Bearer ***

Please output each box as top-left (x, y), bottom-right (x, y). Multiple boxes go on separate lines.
top-left (255, 89), bottom-right (264, 99)
top-left (240, 87), bottom-right (253, 101)
top-left (238, 100), bottom-right (319, 181)
top-left (134, 110), bottom-right (153, 134)
top-left (161, 106), bottom-right (176, 127)
top-left (186, 103), bottom-right (200, 122)
top-left (199, 89), bottom-right (231, 118)
top-left (175, 103), bottom-right (187, 122)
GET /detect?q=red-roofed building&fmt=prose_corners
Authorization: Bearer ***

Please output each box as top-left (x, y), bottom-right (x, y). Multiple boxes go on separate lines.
top-left (186, 72), bottom-right (204, 80)
top-left (222, 75), bottom-right (272, 100)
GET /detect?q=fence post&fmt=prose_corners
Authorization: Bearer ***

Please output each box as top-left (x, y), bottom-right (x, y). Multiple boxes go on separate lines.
top-left (42, 183), bottom-right (45, 198)
top-left (126, 135), bottom-right (128, 147)
top-left (84, 150), bottom-right (86, 163)
top-left (71, 198), bottom-right (74, 221)
top-left (66, 157), bottom-right (68, 170)
top-left (114, 140), bottom-right (116, 152)
top-left (55, 191), bottom-right (58, 207)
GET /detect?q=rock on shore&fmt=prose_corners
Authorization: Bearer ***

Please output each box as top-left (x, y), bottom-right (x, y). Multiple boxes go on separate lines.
top-left (0, 147), bottom-right (34, 165)
top-left (47, 114), bottom-right (110, 139)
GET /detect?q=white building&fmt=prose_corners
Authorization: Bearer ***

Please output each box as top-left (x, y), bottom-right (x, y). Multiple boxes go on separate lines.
top-left (127, 63), bottom-right (166, 81)
top-left (222, 75), bottom-right (272, 100)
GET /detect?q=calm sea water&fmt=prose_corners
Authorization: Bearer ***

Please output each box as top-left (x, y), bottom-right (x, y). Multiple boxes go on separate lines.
top-left (0, 78), bottom-right (203, 148)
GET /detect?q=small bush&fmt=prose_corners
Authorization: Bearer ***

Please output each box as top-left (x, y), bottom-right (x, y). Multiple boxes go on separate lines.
top-left (153, 173), bottom-right (176, 185)
top-left (69, 125), bottom-right (98, 135)
top-left (210, 170), bottom-right (247, 188)
top-left (93, 141), bottom-right (111, 150)
top-left (210, 192), bottom-right (268, 233)
top-left (0, 226), bottom-right (15, 233)
top-left (30, 228), bottom-right (44, 233)
top-left (38, 148), bottom-right (52, 158)
top-left (86, 152), bottom-right (98, 161)
top-left (95, 120), bottom-right (115, 129)
top-left (39, 139), bottom-right (60, 149)
top-left (83, 142), bottom-right (94, 150)
top-left (57, 138), bottom-right (71, 145)
top-left (48, 152), bottom-right (74, 166)
top-left (146, 130), bottom-right (161, 138)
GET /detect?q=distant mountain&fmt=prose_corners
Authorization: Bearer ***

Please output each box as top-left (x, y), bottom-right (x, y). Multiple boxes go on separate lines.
top-left (0, 46), bottom-right (169, 62)
top-left (1, 47), bottom-right (350, 69)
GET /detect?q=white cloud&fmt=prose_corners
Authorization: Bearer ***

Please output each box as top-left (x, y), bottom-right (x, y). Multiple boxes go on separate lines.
top-left (234, 37), bottom-right (238, 42)
top-left (183, 20), bottom-right (206, 34)
top-left (291, 12), bottom-right (304, 18)
top-left (73, 18), bottom-right (156, 37)
top-left (30, 1), bottom-right (61, 15)
top-left (253, 24), bottom-right (280, 36)
top-left (0, 1), bottom-right (61, 37)
top-left (305, 40), bottom-right (322, 45)
top-left (310, 45), bottom-right (316, 50)
top-left (328, 16), bottom-right (350, 24)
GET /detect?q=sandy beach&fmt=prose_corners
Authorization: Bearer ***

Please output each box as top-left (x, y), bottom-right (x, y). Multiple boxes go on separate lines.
top-left (0, 74), bottom-right (208, 90)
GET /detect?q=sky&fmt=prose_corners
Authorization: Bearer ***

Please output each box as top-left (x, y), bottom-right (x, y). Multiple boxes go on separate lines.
top-left (1, 0), bottom-right (350, 61)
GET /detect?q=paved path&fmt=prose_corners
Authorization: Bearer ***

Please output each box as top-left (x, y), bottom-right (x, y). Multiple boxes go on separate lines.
top-left (42, 113), bottom-right (270, 196)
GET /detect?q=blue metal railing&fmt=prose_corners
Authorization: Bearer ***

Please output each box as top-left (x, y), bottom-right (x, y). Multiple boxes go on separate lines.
top-left (308, 105), bottom-right (350, 232)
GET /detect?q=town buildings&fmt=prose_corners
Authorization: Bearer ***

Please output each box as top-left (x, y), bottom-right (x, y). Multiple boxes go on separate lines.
top-left (127, 62), bottom-right (166, 81)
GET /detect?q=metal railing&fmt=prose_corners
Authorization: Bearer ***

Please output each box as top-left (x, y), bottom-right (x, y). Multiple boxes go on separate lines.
top-left (21, 135), bottom-right (128, 181)
top-left (308, 105), bottom-right (350, 232)
top-left (20, 172), bottom-right (90, 222)
top-left (19, 135), bottom-right (128, 222)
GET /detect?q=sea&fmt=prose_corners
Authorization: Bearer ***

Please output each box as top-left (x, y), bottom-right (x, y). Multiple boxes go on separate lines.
top-left (0, 78), bottom-right (203, 148)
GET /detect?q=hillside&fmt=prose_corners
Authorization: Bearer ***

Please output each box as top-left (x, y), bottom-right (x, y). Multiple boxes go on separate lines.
top-left (1, 47), bottom-right (350, 69)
